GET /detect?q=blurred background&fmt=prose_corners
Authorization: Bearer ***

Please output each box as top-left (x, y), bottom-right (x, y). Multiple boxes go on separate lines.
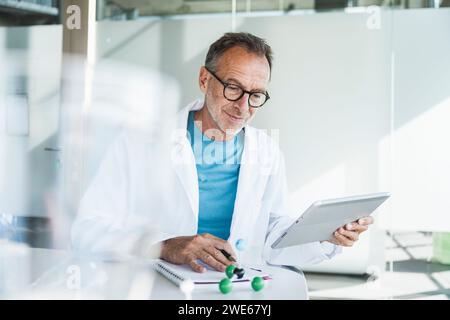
top-left (0, 0), bottom-right (449, 299)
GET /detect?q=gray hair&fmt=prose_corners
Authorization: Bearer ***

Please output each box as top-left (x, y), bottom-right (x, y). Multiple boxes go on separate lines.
top-left (205, 32), bottom-right (273, 74)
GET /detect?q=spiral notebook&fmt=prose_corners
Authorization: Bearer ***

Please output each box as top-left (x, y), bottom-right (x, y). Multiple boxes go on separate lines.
top-left (153, 259), bottom-right (272, 286)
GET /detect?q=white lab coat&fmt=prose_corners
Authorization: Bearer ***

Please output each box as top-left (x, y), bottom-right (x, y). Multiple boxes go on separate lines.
top-left (71, 99), bottom-right (341, 266)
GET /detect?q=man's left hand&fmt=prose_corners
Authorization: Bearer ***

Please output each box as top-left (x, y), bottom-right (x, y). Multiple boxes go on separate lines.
top-left (327, 216), bottom-right (374, 247)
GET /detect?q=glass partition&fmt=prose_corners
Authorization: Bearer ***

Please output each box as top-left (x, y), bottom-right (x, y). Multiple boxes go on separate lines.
top-left (1, 0), bottom-right (449, 300)
top-left (96, 0), bottom-right (450, 20)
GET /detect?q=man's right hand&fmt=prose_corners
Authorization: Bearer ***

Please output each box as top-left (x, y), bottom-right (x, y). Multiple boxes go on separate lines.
top-left (160, 233), bottom-right (237, 273)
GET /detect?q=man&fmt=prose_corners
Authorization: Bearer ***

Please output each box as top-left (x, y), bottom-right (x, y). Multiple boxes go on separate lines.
top-left (72, 32), bottom-right (373, 273)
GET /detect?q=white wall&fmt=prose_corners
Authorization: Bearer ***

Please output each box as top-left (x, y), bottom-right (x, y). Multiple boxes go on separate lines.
top-left (95, 8), bottom-right (450, 274)
top-left (96, 11), bottom-right (392, 198)
top-left (96, 9), bottom-right (450, 234)
top-left (96, 10), bottom-right (392, 274)
top-left (379, 9), bottom-right (450, 232)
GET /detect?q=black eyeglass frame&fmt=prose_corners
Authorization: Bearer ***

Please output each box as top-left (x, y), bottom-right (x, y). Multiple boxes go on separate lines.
top-left (205, 67), bottom-right (270, 108)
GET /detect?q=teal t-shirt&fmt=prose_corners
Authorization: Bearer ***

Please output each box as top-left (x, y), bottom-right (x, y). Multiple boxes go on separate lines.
top-left (187, 111), bottom-right (244, 240)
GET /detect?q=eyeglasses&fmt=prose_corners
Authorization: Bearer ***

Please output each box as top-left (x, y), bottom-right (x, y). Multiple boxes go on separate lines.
top-left (205, 67), bottom-right (270, 108)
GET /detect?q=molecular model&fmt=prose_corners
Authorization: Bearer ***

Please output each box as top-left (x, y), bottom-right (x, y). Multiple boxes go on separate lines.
top-left (218, 239), bottom-right (265, 294)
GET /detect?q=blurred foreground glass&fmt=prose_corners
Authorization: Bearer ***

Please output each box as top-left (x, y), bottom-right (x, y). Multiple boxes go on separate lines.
top-left (0, 49), bottom-right (179, 297)
top-left (0, 240), bottom-right (31, 298)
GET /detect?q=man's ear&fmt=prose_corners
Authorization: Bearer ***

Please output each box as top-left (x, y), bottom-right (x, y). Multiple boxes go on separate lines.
top-left (199, 66), bottom-right (209, 94)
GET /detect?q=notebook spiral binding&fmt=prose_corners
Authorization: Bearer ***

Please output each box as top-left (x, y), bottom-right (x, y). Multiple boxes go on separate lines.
top-left (155, 262), bottom-right (185, 286)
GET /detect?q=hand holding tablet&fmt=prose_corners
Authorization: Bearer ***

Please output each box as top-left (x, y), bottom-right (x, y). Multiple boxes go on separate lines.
top-left (327, 215), bottom-right (375, 247)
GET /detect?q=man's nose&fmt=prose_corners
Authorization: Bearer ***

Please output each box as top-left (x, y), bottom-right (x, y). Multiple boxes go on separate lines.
top-left (235, 93), bottom-right (249, 111)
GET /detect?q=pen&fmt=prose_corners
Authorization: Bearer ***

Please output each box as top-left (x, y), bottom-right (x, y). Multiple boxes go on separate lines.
top-left (220, 249), bottom-right (237, 262)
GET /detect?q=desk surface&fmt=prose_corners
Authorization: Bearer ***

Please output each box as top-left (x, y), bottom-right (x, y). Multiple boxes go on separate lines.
top-left (9, 248), bottom-right (308, 300)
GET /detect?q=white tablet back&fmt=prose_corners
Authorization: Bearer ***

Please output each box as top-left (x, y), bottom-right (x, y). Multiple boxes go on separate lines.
top-left (271, 192), bottom-right (390, 249)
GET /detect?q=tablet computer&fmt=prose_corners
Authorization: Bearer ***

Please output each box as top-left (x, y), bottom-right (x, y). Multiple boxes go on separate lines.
top-left (271, 192), bottom-right (390, 249)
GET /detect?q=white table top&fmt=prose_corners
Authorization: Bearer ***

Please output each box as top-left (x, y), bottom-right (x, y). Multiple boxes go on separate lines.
top-left (151, 263), bottom-right (308, 300)
top-left (7, 248), bottom-right (308, 300)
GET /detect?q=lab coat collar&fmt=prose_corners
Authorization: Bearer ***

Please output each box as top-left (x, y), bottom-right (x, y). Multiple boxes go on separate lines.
top-left (175, 99), bottom-right (204, 132)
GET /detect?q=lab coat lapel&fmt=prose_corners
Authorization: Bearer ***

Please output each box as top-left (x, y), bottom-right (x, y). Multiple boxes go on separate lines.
top-left (172, 138), bottom-right (198, 218)
top-left (171, 100), bottom-right (204, 218)
top-left (229, 126), bottom-right (260, 245)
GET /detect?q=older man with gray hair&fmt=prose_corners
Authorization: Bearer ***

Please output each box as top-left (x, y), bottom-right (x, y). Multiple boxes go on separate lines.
top-left (72, 32), bottom-right (374, 273)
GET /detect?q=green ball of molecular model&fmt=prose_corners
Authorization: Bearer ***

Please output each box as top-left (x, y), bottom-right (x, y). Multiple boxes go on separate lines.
top-left (219, 278), bottom-right (233, 294)
top-left (251, 276), bottom-right (265, 292)
top-left (225, 265), bottom-right (236, 279)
